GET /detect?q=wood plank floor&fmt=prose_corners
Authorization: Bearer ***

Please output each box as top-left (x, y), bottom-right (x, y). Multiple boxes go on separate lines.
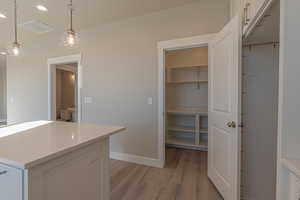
top-left (111, 147), bottom-right (223, 200)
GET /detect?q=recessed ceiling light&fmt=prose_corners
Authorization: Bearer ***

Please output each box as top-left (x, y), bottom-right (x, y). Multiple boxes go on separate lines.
top-left (36, 5), bottom-right (48, 12)
top-left (0, 13), bottom-right (7, 19)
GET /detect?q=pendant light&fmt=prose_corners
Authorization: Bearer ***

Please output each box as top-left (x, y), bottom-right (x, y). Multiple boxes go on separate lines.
top-left (62, 0), bottom-right (79, 47)
top-left (9, 0), bottom-right (22, 56)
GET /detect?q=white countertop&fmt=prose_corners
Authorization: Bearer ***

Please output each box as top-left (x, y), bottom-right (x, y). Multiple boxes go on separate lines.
top-left (0, 121), bottom-right (125, 169)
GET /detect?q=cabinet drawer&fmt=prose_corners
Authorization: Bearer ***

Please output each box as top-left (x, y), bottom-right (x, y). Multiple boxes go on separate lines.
top-left (0, 164), bottom-right (23, 200)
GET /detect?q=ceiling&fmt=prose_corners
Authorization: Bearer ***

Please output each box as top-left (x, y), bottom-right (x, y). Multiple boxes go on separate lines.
top-left (0, 0), bottom-right (199, 47)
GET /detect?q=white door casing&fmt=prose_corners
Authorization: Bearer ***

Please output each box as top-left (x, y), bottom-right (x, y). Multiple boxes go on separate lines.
top-left (208, 15), bottom-right (241, 200)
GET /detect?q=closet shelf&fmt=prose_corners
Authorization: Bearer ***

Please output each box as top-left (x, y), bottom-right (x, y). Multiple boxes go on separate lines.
top-left (168, 126), bottom-right (195, 133)
top-left (168, 126), bottom-right (208, 134)
top-left (167, 107), bottom-right (208, 116)
top-left (168, 64), bottom-right (208, 69)
top-left (166, 137), bottom-right (208, 150)
top-left (167, 80), bottom-right (208, 84)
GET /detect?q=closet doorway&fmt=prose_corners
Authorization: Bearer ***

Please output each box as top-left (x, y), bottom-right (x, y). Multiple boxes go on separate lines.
top-left (158, 35), bottom-right (214, 167)
top-left (48, 54), bottom-right (82, 123)
top-left (164, 47), bottom-right (208, 150)
top-left (158, 17), bottom-right (241, 200)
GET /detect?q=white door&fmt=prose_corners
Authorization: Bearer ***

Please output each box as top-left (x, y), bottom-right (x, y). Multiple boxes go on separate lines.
top-left (208, 15), bottom-right (241, 200)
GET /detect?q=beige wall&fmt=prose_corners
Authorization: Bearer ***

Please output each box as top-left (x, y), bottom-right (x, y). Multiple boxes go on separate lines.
top-left (0, 56), bottom-right (6, 121)
top-left (7, 1), bottom-right (229, 159)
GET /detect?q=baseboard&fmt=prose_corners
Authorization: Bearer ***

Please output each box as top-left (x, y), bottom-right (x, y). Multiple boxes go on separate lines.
top-left (0, 119), bottom-right (6, 123)
top-left (110, 151), bottom-right (164, 168)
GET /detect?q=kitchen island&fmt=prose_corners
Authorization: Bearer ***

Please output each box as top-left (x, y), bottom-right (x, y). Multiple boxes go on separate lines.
top-left (0, 121), bottom-right (125, 200)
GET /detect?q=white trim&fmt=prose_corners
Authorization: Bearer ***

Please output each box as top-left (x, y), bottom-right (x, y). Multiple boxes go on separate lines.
top-left (0, 119), bottom-right (6, 123)
top-left (110, 152), bottom-right (164, 168)
top-left (157, 34), bottom-right (215, 167)
top-left (47, 54), bottom-right (83, 122)
top-left (276, 0), bottom-right (285, 199)
top-left (56, 64), bottom-right (77, 73)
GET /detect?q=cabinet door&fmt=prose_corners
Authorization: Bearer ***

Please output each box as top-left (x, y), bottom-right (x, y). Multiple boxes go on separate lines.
top-left (0, 164), bottom-right (23, 200)
top-left (28, 140), bottom-right (110, 200)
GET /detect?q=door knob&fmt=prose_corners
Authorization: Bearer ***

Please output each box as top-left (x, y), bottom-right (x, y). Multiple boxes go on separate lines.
top-left (227, 121), bottom-right (236, 128)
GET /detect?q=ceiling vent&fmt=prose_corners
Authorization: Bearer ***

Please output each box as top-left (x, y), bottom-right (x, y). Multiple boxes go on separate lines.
top-left (19, 20), bottom-right (53, 34)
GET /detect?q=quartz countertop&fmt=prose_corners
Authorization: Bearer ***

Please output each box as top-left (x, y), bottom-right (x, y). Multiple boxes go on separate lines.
top-left (0, 121), bottom-right (125, 169)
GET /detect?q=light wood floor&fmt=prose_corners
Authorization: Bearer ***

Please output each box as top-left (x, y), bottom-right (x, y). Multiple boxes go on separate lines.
top-left (111, 147), bottom-right (223, 200)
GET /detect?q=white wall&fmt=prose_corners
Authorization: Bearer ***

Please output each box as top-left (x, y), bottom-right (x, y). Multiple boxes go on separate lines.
top-left (7, 1), bottom-right (229, 159)
top-left (0, 56), bottom-right (6, 122)
top-left (230, 0), bottom-right (242, 18)
top-left (280, 0), bottom-right (300, 159)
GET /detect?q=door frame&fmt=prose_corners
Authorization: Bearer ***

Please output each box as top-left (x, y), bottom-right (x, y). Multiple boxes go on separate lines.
top-left (47, 54), bottom-right (83, 122)
top-left (157, 34), bottom-right (215, 167)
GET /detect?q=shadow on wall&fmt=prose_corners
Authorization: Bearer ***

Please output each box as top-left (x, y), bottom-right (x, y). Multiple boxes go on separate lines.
top-left (0, 56), bottom-right (6, 123)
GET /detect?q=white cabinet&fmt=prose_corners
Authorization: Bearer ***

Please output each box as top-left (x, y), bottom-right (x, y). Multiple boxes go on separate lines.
top-left (0, 164), bottom-right (23, 200)
top-left (0, 138), bottom-right (110, 200)
top-left (242, 0), bottom-right (253, 31)
top-left (242, 0), bottom-right (274, 36)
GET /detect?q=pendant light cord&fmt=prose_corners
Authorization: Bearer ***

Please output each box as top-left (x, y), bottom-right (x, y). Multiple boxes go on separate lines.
top-left (14, 0), bottom-right (18, 43)
top-left (70, 0), bottom-right (73, 31)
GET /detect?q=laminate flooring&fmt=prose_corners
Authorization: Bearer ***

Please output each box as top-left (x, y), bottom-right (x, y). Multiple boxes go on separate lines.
top-left (111, 147), bottom-right (223, 200)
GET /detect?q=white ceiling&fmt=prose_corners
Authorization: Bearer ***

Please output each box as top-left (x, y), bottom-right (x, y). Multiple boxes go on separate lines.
top-left (0, 0), bottom-right (199, 47)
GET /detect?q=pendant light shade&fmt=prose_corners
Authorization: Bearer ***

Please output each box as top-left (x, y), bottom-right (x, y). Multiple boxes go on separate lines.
top-left (63, 0), bottom-right (79, 47)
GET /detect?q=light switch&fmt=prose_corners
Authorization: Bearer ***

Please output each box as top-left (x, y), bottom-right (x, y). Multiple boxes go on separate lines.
top-left (84, 97), bottom-right (93, 104)
top-left (10, 97), bottom-right (14, 103)
top-left (147, 97), bottom-right (153, 105)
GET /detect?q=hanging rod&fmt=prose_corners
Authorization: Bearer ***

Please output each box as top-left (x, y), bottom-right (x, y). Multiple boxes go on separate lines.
top-left (243, 41), bottom-right (279, 48)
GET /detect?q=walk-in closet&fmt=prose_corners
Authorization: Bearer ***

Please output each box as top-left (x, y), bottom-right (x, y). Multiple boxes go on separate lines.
top-left (165, 47), bottom-right (208, 150)
top-left (241, 1), bottom-right (279, 200)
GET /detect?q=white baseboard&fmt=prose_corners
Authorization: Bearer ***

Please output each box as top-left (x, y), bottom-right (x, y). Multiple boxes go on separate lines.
top-left (110, 151), bottom-right (164, 168)
top-left (0, 119), bottom-right (6, 123)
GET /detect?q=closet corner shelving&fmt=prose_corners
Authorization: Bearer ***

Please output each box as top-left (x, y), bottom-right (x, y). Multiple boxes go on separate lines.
top-left (165, 47), bottom-right (209, 151)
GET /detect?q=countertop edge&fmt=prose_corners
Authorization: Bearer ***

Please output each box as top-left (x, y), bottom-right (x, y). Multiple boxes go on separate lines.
top-left (0, 126), bottom-right (126, 170)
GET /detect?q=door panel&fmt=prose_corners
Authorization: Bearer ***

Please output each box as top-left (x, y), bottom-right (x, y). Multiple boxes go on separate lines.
top-left (208, 15), bottom-right (241, 200)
